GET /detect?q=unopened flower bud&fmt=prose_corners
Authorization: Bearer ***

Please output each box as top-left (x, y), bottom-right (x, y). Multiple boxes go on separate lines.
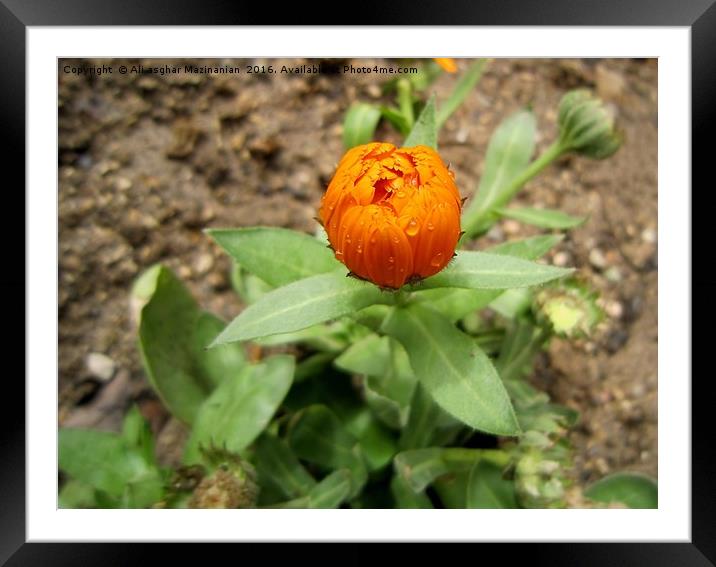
top-left (557, 89), bottom-right (622, 159)
top-left (319, 143), bottom-right (463, 289)
top-left (188, 446), bottom-right (259, 509)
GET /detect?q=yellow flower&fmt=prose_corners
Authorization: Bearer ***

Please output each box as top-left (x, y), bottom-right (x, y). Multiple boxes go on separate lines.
top-left (319, 143), bottom-right (462, 289)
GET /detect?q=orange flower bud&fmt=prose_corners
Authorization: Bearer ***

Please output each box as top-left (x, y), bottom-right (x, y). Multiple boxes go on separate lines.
top-left (319, 143), bottom-right (463, 289)
top-left (433, 58), bottom-right (457, 73)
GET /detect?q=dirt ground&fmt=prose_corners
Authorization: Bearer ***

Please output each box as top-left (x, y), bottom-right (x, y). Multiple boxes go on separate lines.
top-left (58, 57), bottom-right (658, 489)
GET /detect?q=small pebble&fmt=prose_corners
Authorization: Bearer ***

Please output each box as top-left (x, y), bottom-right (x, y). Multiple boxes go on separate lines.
top-left (589, 248), bottom-right (608, 270)
top-left (503, 219), bottom-right (521, 235)
top-left (553, 251), bottom-right (570, 267)
top-left (116, 177), bottom-right (132, 191)
top-left (641, 227), bottom-right (657, 244)
top-left (194, 253), bottom-right (214, 275)
top-left (604, 266), bottom-right (622, 282)
top-left (486, 225), bottom-right (504, 242)
top-left (605, 300), bottom-right (624, 319)
top-left (85, 352), bottom-right (116, 382)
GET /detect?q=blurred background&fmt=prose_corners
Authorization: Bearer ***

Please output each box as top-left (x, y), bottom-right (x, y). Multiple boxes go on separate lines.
top-left (58, 57), bottom-right (657, 488)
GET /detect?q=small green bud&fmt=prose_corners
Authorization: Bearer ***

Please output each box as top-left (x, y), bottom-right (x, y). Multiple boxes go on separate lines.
top-left (557, 89), bottom-right (622, 159)
top-left (534, 279), bottom-right (603, 339)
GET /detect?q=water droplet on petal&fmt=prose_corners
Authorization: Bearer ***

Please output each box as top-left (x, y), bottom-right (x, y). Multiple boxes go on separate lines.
top-left (393, 236), bottom-right (400, 244)
top-left (345, 234), bottom-right (351, 244)
top-left (406, 218), bottom-right (420, 237)
top-left (370, 237), bottom-right (377, 244)
top-left (388, 256), bottom-right (395, 263)
top-left (430, 252), bottom-right (444, 267)
top-left (427, 222), bottom-right (435, 231)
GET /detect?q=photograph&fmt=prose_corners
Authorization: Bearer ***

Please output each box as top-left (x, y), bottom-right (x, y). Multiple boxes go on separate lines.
top-left (56, 56), bottom-right (659, 510)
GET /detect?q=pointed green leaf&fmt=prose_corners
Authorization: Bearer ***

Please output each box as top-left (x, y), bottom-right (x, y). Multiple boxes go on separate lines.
top-left (437, 59), bottom-right (487, 127)
top-left (183, 355), bottom-right (295, 463)
top-left (306, 470), bottom-right (353, 508)
top-left (390, 475), bottom-right (434, 508)
top-left (585, 472), bottom-right (658, 509)
top-left (496, 207), bottom-right (586, 229)
top-left (414, 235), bottom-right (564, 321)
top-left (343, 408), bottom-right (398, 472)
top-left (287, 405), bottom-right (368, 497)
top-left (253, 433), bottom-right (316, 500)
top-left (343, 103), bottom-right (382, 148)
top-left (138, 266), bottom-right (247, 423)
top-left (59, 428), bottom-right (163, 508)
top-left (336, 334), bottom-right (416, 429)
top-left (208, 227), bottom-right (339, 288)
top-left (59, 480), bottom-right (98, 509)
top-left (488, 234), bottom-right (565, 259)
top-left (404, 95), bottom-right (437, 149)
top-left (415, 251), bottom-right (572, 291)
top-left (271, 470), bottom-right (353, 509)
top-left (399, 384), bottom-right (442, 450)
top-left (211, 271), bottom-right (390, 346)
top-left (121, 406), bottom-right (156, 466)
top-left (462, 110), bottom-right (537, 236)
top-left (383, 303), bottom-right (520, 435)
top-left (467, 460), bottom-right (517, 508)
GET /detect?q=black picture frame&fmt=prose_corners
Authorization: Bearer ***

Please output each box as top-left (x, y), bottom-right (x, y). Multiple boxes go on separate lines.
top-left (7, 0), bottom-right (711, 564)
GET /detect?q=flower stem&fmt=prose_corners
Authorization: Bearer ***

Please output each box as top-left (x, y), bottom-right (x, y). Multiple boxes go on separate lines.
top-left (397, 79), bottom-right (415, 130)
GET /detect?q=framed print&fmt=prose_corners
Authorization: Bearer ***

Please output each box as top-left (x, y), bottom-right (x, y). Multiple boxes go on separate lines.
top-left (7, 0), bottom-right (712, 564)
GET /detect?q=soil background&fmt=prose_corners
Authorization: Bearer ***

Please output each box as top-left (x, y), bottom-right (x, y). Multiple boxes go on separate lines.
top-left (58, 58), bottom-right (658, 490)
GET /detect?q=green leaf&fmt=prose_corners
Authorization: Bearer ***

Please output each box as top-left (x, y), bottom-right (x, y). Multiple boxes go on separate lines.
top-left (496, 320), bottom-right (545, 383)
top-left (335, 333), bottom-right (391, 377)
top-left (59, 480), bottom-right (98, 509)
top-left (256, 321), bottom-right (350, 353)
top-left (193, 312), bottom-right (248, 389)
top-left (496, 207), bottom-right (586, 229)
top-left (343, 103), bottom-right (382, 148)
top-left (343, 408), bottom-right (398, 472)
top-left (399, 384), bottom-right (442, 450)
top-left (433, 470), bottom-right (471, 508)
top-left (383, 303), bottom-right (520, 436)
top-left (138, 266), bottom-right (247, 423)
top-left (121, 406), bottom-right (156, 466)
top-left (390, 475), bottom-right (433, 508)
top-left (467, 460), bottom-right (517, 508)
top-left (295, 352), bottom-right (336, 382)
top-left (59, 429), bottom-right (163, 508)
top-left (488, 234), bottom-right (564, 258)
top-left (208, 227), bottom-right (339, 288)
top-left (272, 470), bottom-right (353, 509)
top-left (585, 473), bottom-right (658, 509)
top-left (380, 105), bottom-right (411, 135)
top-left (211, 271), bottom-right (390, 346)
top-left (437, 59), bottom-right (487, 127)
top-left (183, 355), bottom-right (295, 463)
top-left (462, 110), bottom-right (537, 236)
top-left (415, 251), bottom-right (572, 291)
top-left (287, 405), bottom-right (368, 497)
top-left (230, 261), bottom-right (272, 304)
top-left (414, 235), bottom-right (564, 322)
top-left (404, 95), bottom-right (438, 149)
top-left (306, 470), bottom-right (353, 508)
top-left (253, 433), bottom-right (316, 500)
